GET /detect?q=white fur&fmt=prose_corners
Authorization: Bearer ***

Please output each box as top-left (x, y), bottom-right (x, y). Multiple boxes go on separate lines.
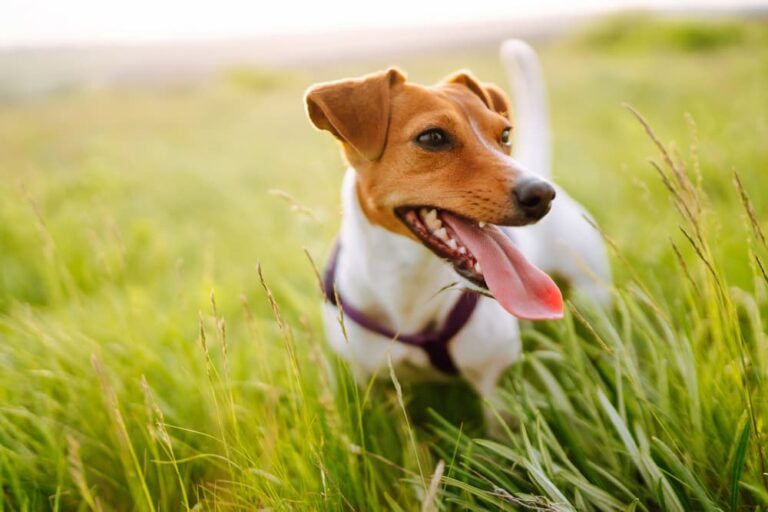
top-left (324, 169), bottom-right (522, 394)
top-left (322, 39), bottom-right (611, 408)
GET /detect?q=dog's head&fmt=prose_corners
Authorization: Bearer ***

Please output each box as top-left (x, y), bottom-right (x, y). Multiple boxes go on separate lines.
top-left (305, 68), bottom-right (563, 319)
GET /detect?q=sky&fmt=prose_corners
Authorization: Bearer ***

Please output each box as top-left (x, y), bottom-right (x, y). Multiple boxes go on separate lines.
top-left (2, 0), bottom-right (766, 47)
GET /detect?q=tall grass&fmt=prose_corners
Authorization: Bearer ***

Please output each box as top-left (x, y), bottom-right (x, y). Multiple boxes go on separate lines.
top-left (1, 16), bottom-right (767, 511)
top-left (429, 108), bottom-right (768, 510)
top-left (2, 104), bottom-right (765, 510)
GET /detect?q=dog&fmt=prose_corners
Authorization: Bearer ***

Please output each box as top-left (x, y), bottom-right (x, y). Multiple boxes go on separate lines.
top-left (304, 40), bottom-right (610, 421)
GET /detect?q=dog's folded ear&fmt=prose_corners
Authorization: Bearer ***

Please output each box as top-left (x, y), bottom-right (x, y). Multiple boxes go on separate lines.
top-left (305, 68), bottom-right (406, 161)
top-left (482, 82), bottom-right (511, 118)
top-left (444, 70), bottom-right (511, 118)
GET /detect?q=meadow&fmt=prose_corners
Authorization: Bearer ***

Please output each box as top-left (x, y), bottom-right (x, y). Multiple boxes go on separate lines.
top-left (0, 16), bottom-right (767, 510)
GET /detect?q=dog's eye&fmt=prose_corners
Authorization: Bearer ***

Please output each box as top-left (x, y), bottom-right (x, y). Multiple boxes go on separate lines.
top-left (415, 129), bottom-right (451, 150)
top-left (500, 127), bottom-right (512, 148)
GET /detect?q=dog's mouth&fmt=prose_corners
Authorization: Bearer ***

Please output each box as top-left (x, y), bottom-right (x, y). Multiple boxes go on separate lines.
top-left (396, 207), bottom-right (486, 287)
top-left (396, 206), bottom-right (563, 320)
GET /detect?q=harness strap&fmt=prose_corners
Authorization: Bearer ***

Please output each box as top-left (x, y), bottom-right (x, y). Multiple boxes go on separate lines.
top-left (323, 241), bottom-right (479, 375)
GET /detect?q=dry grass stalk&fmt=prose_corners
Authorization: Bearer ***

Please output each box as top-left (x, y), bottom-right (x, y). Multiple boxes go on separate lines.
top-left (256, 263), bottom-right (303, 392)
top-left (567, 301), bottom-right (613, 355)
top-left (733, 171), bottom-right (767, 248)
top-left (91, 353), bottom-right (157, 512)
top-left (671, 240), bottom-right (701, 295)
top-left (303, 247), bottom-right (326, 298)
top-left (421, 459), bottom-right (446, 512)
top-left (268, 189), bottom-right (319, 221)
top-left (756, 256), bottom-right (768, 286)
top-left (67, 435), bottom-right (103, 512)
top-left (624, 104), bottom-right (699, 212)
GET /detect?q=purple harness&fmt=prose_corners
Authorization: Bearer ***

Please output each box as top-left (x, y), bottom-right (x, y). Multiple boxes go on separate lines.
top-left (322, 242), bottom-right (479, 375)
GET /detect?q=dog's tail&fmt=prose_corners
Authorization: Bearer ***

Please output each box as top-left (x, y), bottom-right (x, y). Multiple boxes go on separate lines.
top-left (500, 39), bottom-right (551, 178)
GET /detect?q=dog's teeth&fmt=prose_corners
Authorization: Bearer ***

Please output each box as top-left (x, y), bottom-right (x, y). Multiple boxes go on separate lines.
top-left (424, 209), bottom-right (441, 230)
top-left (419, 207), bottom-right (429, 218)
top-left (458, 246), bottom-right (467, 254)
top-left (478, 222), bottom-right (486, 228)
top-left (435, 227), bottom-right (448, 240)
top-left (447, 239), bottom-right (457, 250)
top-left (427, 217), bottom-right (442, 230)
top-left (474, 262), bottom-right (482, 273)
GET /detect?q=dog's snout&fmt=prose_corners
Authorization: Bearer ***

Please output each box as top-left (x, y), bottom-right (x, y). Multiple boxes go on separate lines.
top-left (513, 177), bottom-right (556, 220)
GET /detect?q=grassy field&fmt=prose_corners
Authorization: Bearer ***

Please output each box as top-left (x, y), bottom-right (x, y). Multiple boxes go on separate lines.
top-left (1, 16), bottom-right (767, 510)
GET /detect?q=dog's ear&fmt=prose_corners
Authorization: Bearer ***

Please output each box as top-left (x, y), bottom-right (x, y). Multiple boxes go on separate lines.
top-left (482, 82), bottom-right (511, 118)
top-left (445, 70), bottom-right (511, 118)
top-left (305, 68), bottom-right (406, 161)
top-left (445, 70), bottom-right (492, 107)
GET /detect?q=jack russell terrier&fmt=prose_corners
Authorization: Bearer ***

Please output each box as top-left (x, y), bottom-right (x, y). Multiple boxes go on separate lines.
top-left (305, 40), bottom-right (610, 419)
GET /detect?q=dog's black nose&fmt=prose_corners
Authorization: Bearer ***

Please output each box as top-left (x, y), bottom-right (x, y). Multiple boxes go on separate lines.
top-left (513, 177), bottom-right (556, 220)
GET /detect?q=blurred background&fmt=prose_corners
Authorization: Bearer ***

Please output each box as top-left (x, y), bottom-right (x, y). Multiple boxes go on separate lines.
top-left (1, 0), bottom-right (766, 307)
top-left (2, 0), bottom-right (767, 98)
top-left (1, 2), bottom-right (768, 508)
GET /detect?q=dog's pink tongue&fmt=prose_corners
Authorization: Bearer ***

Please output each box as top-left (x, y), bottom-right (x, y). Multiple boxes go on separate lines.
top-left (443, 213), bottom-right (563, 320)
